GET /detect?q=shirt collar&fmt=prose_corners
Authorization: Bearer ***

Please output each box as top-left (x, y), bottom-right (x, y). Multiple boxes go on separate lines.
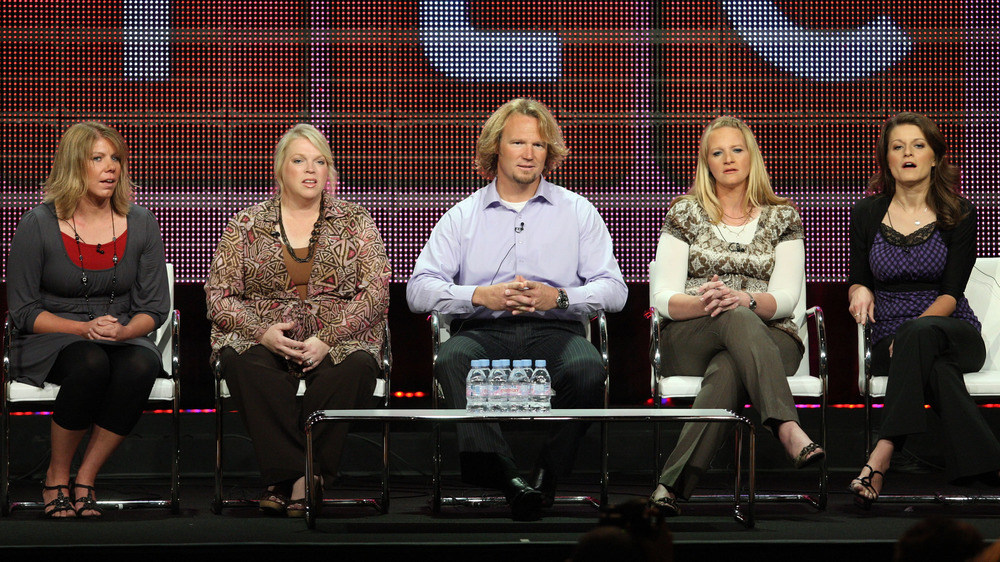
top-left (482, 177), bottom-right (556, 209)
top-left (263, 193), bottom-right (345, 225)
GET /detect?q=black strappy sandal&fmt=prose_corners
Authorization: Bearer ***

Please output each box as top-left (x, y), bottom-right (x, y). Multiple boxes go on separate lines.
top-left (72, 483), bottom-right (104, 518)
top-left (42, 482), bottom-right (76, 519)
top-left (849, 463), bottom-right (884, 510)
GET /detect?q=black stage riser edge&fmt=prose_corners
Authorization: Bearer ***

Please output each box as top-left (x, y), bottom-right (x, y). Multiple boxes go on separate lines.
top-left (0, 541), bottom-right (898, 562)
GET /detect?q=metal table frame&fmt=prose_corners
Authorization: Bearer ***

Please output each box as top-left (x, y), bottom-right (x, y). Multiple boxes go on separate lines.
top-left (304, 408), bottom-right (756, 529)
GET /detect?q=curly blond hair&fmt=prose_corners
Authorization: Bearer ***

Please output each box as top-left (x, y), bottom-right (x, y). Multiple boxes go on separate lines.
top-left (475, 98), bottom-right (568, 179)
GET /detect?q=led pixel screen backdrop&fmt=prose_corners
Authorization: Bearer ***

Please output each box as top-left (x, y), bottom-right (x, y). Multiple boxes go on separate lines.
top-left (2, 1), bottom-right (998, 283)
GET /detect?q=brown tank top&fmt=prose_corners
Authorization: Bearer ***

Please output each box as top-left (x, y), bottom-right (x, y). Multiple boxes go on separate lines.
top-left (282, 246), bottom-right (314, 300)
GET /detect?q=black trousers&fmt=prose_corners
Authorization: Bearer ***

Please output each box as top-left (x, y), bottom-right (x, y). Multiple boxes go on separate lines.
top-left (875, 316), bottom-right (1000, 481)
top-left (220, 346), bottom-right (379, 487)
top-left (437, 317), bottom-right (605, 484)
top-left (48, 341), bottom-right (160, 436)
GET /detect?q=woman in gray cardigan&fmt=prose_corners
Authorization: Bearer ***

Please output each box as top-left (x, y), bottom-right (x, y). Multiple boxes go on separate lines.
top-left (6, 122), bottom-right (169, 518)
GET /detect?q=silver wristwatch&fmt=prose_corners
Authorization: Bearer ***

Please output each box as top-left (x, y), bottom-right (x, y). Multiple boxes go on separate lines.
top-left (556, 288), bottom-right (570, 309)
top-left (747, 293), bottom-right (758, 312)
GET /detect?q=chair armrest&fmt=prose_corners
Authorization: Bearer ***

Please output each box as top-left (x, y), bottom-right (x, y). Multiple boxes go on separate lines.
top-left (148, 309), bottom-right (180, 379)
top-left (170, 310), bottom-right (180, 379)
top-left (430, 310), bottom-right (444, 371)
top-left (429, 311), bottom-right (445, 405)
top-left (649, 308), bottom-right (661, 403)
top-left (804, 306), bottom-right (828, 386)
top-left (3, 314), bottom-right (12, 395)
top-left (593, 309), bottom-right (608, 371)
top-left (380, 321), bottom-right (392, 406)
top-left (592, 310), bottom-right (609, 408)
top-left (857, 323), bottom-right (871, 396)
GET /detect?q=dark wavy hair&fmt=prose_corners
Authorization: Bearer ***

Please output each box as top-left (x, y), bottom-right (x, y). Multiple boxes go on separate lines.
top-left (868, 112), bottom-right (966, 229)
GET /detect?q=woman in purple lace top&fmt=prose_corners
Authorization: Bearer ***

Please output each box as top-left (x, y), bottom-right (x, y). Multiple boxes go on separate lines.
top-left (847, 112), bottom-right (999, 509)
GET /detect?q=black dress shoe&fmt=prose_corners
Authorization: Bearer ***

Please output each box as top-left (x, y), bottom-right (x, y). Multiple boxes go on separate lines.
top-left (530, 467), bottom-right (557, 508)
top-left (504, 477), bottom-right (542, 521)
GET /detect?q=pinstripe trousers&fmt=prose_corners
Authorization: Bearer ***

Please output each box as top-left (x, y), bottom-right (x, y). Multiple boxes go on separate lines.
top-left (437, 317), bottom-right (605, 477)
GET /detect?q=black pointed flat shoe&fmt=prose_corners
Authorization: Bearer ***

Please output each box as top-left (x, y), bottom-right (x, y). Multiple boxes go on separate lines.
top-left (504, 477), bottom-right (542, 521)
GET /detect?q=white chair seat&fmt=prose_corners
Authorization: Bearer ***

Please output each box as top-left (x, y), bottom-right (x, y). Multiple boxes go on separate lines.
top-left (7, 377), bottom-right (177, 405)
top-left (149, 378), bottom-right (178, 402)
top-left (963, 371), bottom-right (1000, 395)
top-left (217, 378), bottom-right (387, 400)
top-left (865, 370), bottom-right (1000, 399)
top-left (657, 372), bottom-right (824, 400)
top-left (7, 381), bottom-right (61, 403)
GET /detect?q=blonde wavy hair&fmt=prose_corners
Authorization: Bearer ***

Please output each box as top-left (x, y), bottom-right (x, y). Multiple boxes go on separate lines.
top-left (273, 123), bottom-right (338, 194)
top-left (681, 116), bottom-right (788, 223)
top-left (475, 98), bottom-right (569, 179)
top-left (43, 122), bottom-right (133, 219)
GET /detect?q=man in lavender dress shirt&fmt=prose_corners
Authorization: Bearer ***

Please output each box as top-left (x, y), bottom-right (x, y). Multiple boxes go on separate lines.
top-left (407, 98), bottom-right (627, 520)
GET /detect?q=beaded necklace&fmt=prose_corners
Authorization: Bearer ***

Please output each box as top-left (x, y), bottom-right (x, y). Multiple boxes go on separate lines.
top-left (67, 212), bottom-right (118, 320)
top-left (277, 195), bottom-right (324, 264)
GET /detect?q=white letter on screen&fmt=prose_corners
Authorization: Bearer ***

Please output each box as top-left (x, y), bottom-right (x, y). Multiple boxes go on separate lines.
top-left (419, 0), bottom-right (562, 83)
top-left (723, 0), bottom-right (913, 82)
top-left (124, 0), bottom-right (171, 82)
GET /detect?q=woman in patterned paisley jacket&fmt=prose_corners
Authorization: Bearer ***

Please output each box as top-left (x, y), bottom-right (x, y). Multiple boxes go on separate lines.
top-left (647, 116), bottom-right (824, 516)
top-left (847, 113), bottom-right (999, 509)
top-left (206, 124), bottom-right (391, 517)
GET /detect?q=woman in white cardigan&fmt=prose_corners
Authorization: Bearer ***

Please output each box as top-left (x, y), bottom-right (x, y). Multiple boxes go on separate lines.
top-left (647, 116), bottom-right (824, 516)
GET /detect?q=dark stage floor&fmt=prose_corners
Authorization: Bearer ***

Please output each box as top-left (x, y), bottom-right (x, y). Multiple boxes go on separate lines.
top-left (2, 469), bottom-right (1000, 561)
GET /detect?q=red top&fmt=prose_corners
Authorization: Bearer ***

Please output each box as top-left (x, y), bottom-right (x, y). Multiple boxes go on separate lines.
top-left (61, 230), bottom-right (128, 269)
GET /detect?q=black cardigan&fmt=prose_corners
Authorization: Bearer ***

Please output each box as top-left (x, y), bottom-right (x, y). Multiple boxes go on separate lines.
top-left (847, 193), bottom-right (977, 300)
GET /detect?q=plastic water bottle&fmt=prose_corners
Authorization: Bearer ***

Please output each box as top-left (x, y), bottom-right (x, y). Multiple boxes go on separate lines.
top-left (488, 360), bottom-right (510, 412)
top-left (466, 359), bottom-right (488, 414)
top-left (530, 359), bottom-right (551, 413)
top-left (508, 360), bottom-right (531, 412)
top-left (520, 359), bottom-right (534, 379)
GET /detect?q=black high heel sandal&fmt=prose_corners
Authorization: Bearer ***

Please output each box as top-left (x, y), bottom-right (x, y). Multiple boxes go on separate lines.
top-left (648, 494), bottom-right (681, 517)
top-left (849, 463), bottom-right (884, 510)
top-left (790, 442), bottom-right (825, 469)
top-left (647, 485), bottom-right (681, 517)
top-left (41, 481), bottom-right (76, 519)
top-left (72, 483), bottom-right (103, 518)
